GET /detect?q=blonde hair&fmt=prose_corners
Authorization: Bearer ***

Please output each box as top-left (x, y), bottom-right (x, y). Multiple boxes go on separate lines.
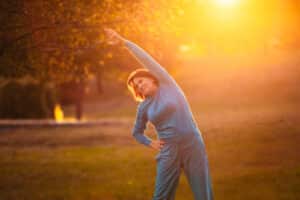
top-left (127, 69), bottom-right (158, 102)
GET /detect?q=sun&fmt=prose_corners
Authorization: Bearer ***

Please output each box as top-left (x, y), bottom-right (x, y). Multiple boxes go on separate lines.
top-left (215, 0), bottom-right (238, 7)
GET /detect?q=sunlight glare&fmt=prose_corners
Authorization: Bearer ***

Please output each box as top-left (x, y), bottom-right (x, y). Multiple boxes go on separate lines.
top-left (179, 44), bottom-right (191, 53)
top-left (54, 104), bottom-right (64, 122)
top-left (215, 0), bottom-right (237, 7)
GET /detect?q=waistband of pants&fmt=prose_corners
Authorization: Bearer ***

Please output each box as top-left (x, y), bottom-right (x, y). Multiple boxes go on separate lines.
top-left (159, 132), bottom-right (198, 144)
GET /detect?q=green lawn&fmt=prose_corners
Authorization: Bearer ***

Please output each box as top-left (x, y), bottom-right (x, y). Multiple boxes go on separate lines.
top-left (0, 104), bottom-right (299, 200)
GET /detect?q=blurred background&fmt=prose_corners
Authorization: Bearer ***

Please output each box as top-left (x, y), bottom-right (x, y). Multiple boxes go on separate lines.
top-left (0, 0), bottom-right (299, 200)
top-left (0, 0), bottom-right (299, 120)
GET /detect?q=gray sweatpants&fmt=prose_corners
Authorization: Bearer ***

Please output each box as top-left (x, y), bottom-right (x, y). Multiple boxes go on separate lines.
top-left (153, 133), bottom-right (213, 200)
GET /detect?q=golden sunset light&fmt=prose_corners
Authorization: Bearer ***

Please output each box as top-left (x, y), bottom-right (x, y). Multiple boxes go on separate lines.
top-left (54, 104), bottom-right (64, 122)
top-left (0, 1), bottom-right (299, 200)
top-left (215, 0), bottom-right (238, 7)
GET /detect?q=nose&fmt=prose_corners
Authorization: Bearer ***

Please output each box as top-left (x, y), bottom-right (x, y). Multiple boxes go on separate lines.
top-left (137, 81), bottom-right (143, 88)
top-left (137, 82), bottom-right (144, 90)
top-left (134, 83), bottom-right (141, 91)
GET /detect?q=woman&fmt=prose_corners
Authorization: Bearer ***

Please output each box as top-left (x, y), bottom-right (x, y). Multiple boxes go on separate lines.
top-left (105, 28), bottom-right (213, 200)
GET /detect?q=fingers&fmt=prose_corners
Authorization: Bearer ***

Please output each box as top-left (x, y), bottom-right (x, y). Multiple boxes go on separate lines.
top-left (104, 28), bottom-right (116, 40)
top-left (103, 28), bottom-right (125, 46)
top-left (158, 142), bottom-right (164, 150)
top-left (150, 139), bottom-right (166, 151)
top-left (159, 140), bottom-right (165, 145)
top-left (103, 28), bottom-right (115, 35)
top-left (159, 143), bottom-right (164, 150)
top-left (157, 144), bottom-right (163, 150)
top-left (104, 28), bottom-right (119, 38)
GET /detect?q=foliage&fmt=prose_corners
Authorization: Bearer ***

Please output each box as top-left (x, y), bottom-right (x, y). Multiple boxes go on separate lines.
top-left (0, 0), bottom-right (184, 84)
top-left (0, 81), bottom-right (56, 119)
top-left (1, 0), bottom-right (299, 121)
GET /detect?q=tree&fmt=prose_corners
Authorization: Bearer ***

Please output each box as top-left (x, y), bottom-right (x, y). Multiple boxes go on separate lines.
top-left (0, 0), bottom-right (184, 84)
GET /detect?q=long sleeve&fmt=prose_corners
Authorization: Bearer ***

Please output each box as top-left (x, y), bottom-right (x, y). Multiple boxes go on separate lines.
top-left (125, 40), bottom-right (176, 86)
top-left (132, 103), bottom-right (152, 146)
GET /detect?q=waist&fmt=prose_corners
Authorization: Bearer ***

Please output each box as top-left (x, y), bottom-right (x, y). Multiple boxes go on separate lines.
top-left (159, 131), bottom-right (200, 144)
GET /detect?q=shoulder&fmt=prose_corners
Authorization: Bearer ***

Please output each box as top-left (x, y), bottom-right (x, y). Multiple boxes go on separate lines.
top-left (159, 80), bottom-right (186, 98)
top-left (137, 99), bottom-right (151, 113)
top-left (135, 101), bottom-right (151, 121)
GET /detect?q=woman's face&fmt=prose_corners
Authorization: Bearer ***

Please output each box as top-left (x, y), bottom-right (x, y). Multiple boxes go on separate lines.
top-left (132, 76), bottom-right (157, 97)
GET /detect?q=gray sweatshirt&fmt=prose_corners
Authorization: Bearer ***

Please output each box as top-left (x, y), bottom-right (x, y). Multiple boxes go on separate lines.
top-left (125, 40), bottom-right (202, 146)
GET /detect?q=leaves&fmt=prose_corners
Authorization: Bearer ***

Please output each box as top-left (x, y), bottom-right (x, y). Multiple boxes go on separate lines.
top-left (0, 0), bottom-right (186, 83)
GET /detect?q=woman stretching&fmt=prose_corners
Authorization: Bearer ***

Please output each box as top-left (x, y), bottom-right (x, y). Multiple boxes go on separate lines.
top-left (105, 29), bottom-right (213, 200)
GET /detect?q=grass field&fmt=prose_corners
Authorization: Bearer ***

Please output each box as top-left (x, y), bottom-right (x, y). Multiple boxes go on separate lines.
top-left (0, 101), bottom-right (299, 200)
top-left (1, 55), bottom-right (300, 200)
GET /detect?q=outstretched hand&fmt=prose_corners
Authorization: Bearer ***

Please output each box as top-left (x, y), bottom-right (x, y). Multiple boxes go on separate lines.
top-left (104, 28), bottom-right (126, 45)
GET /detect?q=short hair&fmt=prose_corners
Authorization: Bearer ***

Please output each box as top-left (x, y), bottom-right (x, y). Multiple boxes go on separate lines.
top-left (127, 69), bottom-right (159, 102)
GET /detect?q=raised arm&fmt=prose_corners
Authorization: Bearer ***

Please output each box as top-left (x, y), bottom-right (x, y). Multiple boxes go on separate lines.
top-left (124, 40), bottom-right (177, 85)
top-left (104, 28), bottom-right (176, 85)
top-left (104, 29), bottom-right (165, 150)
